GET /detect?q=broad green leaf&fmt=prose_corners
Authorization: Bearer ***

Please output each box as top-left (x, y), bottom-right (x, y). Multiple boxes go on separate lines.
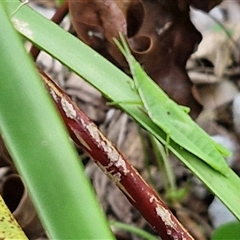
top-left (211, 221), bottom-right (240, 240)
top-left (0, 2), bottom-right (114, 239)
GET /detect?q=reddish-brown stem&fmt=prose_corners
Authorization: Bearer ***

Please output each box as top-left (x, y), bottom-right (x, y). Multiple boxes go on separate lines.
top-left (30, 0), bottom-right (69, 61)
top-left (38, 68), bottom-right (194, 240)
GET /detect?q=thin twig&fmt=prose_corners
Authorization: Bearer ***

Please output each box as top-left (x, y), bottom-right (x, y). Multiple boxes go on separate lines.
top-left (38, 67), bottom-right (194, 240)
top-left (30, 0), bottom-right (69, 61)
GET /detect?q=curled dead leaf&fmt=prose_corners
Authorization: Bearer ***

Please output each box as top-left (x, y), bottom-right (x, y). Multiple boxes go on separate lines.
top-left (1, 174), bottom-right (45, 239)
top-left (69, 0), bottom-right (223, 118)
top-left (190, 0), bottom-right (222, 12)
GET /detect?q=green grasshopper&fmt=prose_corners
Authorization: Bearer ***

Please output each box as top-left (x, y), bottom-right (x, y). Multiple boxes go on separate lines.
top-left (113, 33), bottom-right (230, 176)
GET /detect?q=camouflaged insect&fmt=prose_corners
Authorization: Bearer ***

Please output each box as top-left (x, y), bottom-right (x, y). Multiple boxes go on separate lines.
top-left (114, 33), bottom-right (230, 176)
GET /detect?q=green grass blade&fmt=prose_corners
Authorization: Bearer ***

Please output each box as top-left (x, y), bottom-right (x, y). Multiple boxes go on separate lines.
top-left (4, 0), bottom-right (240, 221)
top-left (0, 3), bottom-right (114, 239)
top-left (110, 221), bottom-right (159, 240)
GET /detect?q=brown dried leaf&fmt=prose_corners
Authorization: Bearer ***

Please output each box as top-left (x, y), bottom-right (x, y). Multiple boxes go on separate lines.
top-left (1, 174), bottom-right (45, 239)
top-left (190, 0), bottom-right (222, 12)
top-left (127, 1), bottom-right (203, 118)
top-left (69, 0), bottom-right (128, 63)
top-left (193, 31), bottom-right (232, 77)
top-left (69, 0), bottom-right (204, 118)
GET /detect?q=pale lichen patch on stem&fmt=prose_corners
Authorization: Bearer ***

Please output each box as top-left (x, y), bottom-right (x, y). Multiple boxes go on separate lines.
top-left (156, 205), bottom-right (177, 231)
top-left (61, 98), bottom-right (77, 119)
top-left (149, 195), bottom-right (157, 203)
top-left (49, 88), bottom-right (58, 103)
top-left (83, 121), bottom-right (130, 176)
top-left (96, 161), bottom-right (134, 202)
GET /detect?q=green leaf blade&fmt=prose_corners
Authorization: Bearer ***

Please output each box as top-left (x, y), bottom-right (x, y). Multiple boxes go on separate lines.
top-left (0, 2), bottom-right (114, 239)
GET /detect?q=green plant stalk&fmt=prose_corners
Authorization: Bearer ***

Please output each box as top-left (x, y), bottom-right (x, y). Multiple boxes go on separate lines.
top-left (0, 3), bottom-right (114, 239)
top-left (110, 221), bottom-right (160, 240)
top-left (150, 136), bottom-right (188, 202)
top-left (151, 136), bottom-right (176, 194)
top-left (5, 0), bottom-right (240, 220)
top-left (55, 0), bottom-right (65, 7)
top-left (137, 127), bottom-right (157, 190)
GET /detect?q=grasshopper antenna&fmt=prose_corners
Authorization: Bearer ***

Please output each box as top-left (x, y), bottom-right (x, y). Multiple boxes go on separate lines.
top-left (11, 0), bottom-right (29, 17)
top-left (113, 32), bottom-right (131, 59)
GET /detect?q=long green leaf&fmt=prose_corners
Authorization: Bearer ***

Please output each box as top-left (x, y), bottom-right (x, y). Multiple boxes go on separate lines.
top-left (0, 2), bottom-right (114, 239)
top-left (5, 0), bottom-right (240, 220)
